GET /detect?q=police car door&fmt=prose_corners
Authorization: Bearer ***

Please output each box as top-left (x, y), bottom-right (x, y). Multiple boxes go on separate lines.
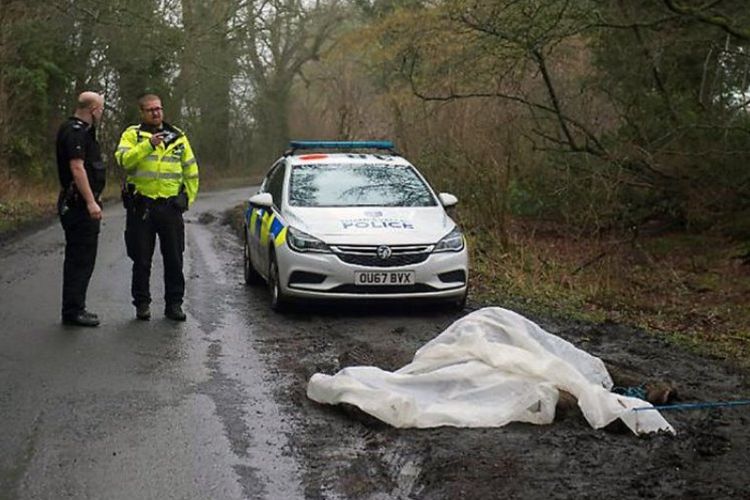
top-left (254, 161), bottom-right (286, 277)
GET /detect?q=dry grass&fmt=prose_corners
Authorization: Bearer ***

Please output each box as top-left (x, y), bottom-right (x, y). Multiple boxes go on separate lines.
top-left (0, 171), bottom-right (260, 240)
top-left (221, 199), bottom-right (750, 366)
top-left (469, 219), bottom-right (750, 366)
top-left (0, 177), bottom-right (57, 236)
top-left (0, 174), bottom-right (130, 237)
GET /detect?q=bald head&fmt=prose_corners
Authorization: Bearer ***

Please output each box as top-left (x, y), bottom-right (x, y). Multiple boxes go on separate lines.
top-left (74, 91), bottom-right (104, 125)
top-left (77, 91), bottom-right (103, 110)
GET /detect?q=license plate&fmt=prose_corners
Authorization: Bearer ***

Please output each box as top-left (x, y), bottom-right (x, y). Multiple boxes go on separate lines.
top-left (354, 271), bottom-right (415, 286)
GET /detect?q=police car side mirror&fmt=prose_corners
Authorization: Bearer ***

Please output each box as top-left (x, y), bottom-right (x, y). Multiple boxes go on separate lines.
top-left (438, 193), bottom-right (458, 208)
top-left (248, 192), bottom-right (273, 208)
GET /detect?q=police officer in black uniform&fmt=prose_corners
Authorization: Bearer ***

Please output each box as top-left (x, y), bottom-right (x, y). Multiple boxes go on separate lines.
top-left (56, 91), bottom-right (106, 327)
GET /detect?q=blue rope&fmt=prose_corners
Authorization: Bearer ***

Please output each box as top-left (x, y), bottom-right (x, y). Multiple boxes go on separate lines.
top-left (632, 399), bottom-right (750, 412)
top-left (612, 385), bottom-right (648, 400)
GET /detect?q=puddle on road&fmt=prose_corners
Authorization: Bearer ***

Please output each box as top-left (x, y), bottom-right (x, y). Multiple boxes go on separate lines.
top-left (196, 309), bottom-right (304, 499)
top-left (187, 219), bottom-right (304, 499)
top-left (185, 199), bottom-right (424, 499)
top-left (186, 222), bottom-right (228, 287)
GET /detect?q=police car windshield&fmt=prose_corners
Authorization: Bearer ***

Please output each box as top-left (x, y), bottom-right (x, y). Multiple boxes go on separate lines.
top-left (289, 163), bottom-right (437, 207)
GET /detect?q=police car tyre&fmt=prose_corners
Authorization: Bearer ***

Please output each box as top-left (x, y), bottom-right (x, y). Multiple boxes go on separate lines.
top-left (243, 229), bottom-right (263, 286)
top-left (451, 289), bottom-right (468, 312)
top-left (268, 252), bottom-right (288, 312)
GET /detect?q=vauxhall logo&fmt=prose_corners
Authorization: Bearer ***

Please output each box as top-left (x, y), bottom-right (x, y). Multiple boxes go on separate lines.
top-left (376, 245), bottom-right (392, 260)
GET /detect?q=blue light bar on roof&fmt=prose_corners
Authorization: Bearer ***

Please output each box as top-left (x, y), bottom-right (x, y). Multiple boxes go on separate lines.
top-left (289, 140), bottom-right (395, 151)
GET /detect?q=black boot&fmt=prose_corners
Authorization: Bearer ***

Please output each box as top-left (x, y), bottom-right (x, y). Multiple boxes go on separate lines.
top-left (62, 311), bottom-right (100, 327)
top-left (164, 303), bottom-right (186, 321)
top-left (82, 310), bottom-right (99, 321)
top-left (135, 304), bottom-right (151, 321)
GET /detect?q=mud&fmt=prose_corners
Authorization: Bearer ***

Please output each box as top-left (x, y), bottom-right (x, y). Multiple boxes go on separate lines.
top-left (2, 190), bottom-right (746, 499)
top-left (228, 222), bottom-right (750, 499)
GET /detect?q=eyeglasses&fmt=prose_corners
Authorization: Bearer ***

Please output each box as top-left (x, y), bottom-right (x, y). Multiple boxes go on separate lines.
top-left (143, 106), bottom-right (163, 113)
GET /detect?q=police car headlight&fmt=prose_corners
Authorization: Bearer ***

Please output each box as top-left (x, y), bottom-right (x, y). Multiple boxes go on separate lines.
top-left (287, 226), bottom-right (330, 253)
top-left (434, 227), bottom-right (465, 252)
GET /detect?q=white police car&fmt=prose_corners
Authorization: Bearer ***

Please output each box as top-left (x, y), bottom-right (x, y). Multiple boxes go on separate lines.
top-left (243, 141), bottom-right (468, 311)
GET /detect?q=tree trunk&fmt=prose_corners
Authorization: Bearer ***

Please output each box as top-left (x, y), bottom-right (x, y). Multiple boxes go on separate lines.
top-left (254, 82), bottom-right (292, 167)
top-left (176, 0), bottom-right (234, 170)
top-left (0, 0), bottom-right (26, 176)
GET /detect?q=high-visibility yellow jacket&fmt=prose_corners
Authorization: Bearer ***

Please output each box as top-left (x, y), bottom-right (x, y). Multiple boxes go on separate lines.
top-left (115, 124), bottom-right (199, 204)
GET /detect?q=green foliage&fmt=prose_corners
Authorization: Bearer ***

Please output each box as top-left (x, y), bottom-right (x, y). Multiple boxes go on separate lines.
top-left (507, 179), bottom-right (546, 218)
top-left (355, 0), bottom-right (750, 238)
top-left (1, 15), bottom-right (68, 176)
top-left (1, 0), bottom-right (749, 245)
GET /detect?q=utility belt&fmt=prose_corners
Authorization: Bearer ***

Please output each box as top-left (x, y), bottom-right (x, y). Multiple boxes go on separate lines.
top-left (122, 183), bottom-right (188, 213)
top-left (58, 185), bottom-right (102, 216)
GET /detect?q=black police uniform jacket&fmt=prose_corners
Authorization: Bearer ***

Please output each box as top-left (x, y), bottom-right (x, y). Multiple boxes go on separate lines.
top-left (56, 116), bottom-right (106, 201)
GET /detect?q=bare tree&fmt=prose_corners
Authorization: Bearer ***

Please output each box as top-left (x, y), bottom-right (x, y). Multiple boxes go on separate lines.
top-left (240, 0), bottom-right (343, 164)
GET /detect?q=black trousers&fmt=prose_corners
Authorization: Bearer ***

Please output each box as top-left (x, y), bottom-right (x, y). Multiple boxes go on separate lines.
top-left (60, 205), bottom-right (100, 318)
top-left (124, 200), bottom-right (185, 308)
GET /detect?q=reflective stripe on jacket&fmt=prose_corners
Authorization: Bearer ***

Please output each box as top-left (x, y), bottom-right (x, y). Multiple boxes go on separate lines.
top-left (115, 124), bottom-right (199, 204)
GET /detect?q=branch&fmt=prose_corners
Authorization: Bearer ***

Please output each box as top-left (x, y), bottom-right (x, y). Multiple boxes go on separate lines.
top-left (409, 74), bottom-right (608, 158)
top-left (404, 16), bottom-right (610, 159)
top-left (618, 0), bottom-right (680, 124)
top-left (531, 48), bottom-right (579, 150)
top-left (663, 0), bottom-right (750, 41)
top-left (588, 14), bottom-right (681, 30)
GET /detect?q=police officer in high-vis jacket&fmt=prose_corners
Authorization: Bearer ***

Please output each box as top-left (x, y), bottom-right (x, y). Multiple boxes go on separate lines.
top-left (56, 91), bottom-right (106, 327)
top-left (115, 93), bottom-right (199, 321)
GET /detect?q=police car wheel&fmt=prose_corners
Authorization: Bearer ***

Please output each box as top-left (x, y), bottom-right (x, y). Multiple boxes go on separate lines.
top-left (452, 292), bottom-right (467, 312)
top-left (268, 253), bottom-right (288, 312)
top-left (243, 231), bottom-right (263, 286)
top-left (449, 287), bottom-right (468, 312)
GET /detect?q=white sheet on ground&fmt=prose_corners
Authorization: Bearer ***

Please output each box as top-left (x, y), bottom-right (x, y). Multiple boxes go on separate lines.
top-left (307, 307), bottom-right (675, 435)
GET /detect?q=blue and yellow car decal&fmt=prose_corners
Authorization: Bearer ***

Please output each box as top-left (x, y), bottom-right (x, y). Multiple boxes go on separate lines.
top-left (247, 206), bottom-right (287, 248)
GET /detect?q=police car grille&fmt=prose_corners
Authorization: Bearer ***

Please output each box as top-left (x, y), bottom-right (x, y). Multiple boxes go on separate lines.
top-left (329, 284), bottom-right (437, 294)
top-left (332, 245), bottom-right (432, 268)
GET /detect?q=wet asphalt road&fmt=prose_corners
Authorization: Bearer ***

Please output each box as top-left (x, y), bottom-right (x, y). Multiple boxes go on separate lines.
top-left (0, 188), bottom-right (305, 499)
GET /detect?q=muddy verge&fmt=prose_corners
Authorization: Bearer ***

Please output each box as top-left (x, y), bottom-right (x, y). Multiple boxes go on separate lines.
top-left (223, 212), bottom-right (750, 499)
